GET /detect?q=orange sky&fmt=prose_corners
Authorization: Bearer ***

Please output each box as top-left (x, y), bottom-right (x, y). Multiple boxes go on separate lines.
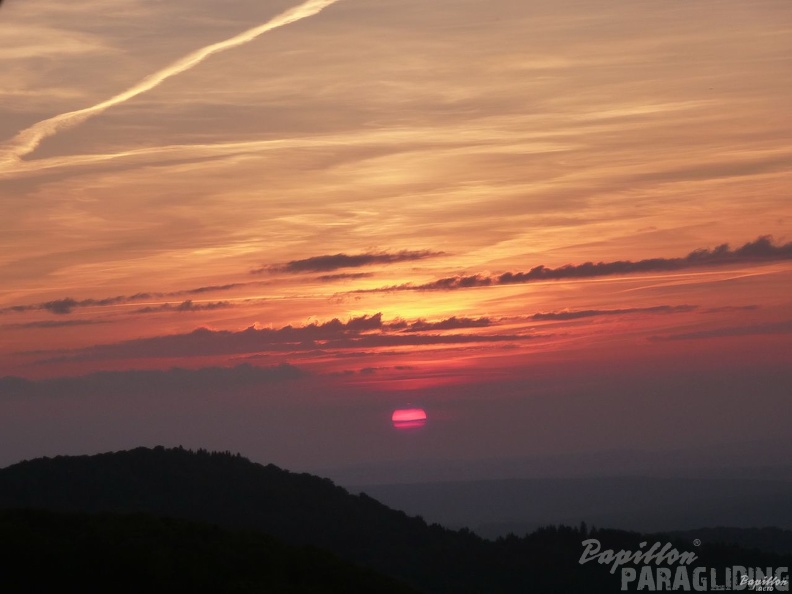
top-left (0, 0), bottom-right (790, 472)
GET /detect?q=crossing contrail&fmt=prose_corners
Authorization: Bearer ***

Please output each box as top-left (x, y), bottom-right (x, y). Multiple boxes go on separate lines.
top-left (0, 0), bottom-right (340, 167)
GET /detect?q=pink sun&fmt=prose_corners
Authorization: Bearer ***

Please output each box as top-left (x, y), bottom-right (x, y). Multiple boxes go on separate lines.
top-left (391, 408), bottom-right (427, 429)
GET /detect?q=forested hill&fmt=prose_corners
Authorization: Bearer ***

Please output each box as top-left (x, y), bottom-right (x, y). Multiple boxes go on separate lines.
top-left (1, 447), bottom-right (789, 594)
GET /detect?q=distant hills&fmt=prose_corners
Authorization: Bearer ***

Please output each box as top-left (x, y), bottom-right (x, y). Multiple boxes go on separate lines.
top-left (317, 439), bottom-right (792, 485)
top-left (0, 447), bottom-right (790, 593)
top-left (353, 476), bottom-right (792, 539)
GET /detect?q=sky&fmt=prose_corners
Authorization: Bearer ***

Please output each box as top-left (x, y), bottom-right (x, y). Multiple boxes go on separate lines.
top-left (0, 0), bottom-right (790, 479)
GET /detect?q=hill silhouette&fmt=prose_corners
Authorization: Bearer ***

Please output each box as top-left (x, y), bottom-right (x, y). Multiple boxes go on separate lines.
top-left (0, 447), bottom-right (789, 593)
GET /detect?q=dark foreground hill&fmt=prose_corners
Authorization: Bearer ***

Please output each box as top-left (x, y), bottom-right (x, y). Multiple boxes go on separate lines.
top-left (0, 447), bottom-right (789, 593)
top-left (0, 508), bottom-right (419, 593)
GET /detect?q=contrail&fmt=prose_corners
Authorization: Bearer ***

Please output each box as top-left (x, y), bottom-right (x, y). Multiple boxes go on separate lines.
top-left (0, 0), bottom-right (340, 166)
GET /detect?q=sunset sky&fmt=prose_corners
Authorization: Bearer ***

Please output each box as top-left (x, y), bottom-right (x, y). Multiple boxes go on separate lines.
top-left (1, 0), bottom-right (790, 478)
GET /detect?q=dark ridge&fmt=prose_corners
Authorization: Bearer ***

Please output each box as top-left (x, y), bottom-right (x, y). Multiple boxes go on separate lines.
top-left (664, 527), bottom-right (792, 556)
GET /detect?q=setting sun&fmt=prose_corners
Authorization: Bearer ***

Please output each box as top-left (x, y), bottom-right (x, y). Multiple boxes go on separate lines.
top-left (391, 408), bottom-right (428, 430)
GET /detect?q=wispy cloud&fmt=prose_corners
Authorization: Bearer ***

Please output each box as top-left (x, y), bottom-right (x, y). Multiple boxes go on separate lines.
top-left (1, 363), bottom-right (308, 397)
top-left (650, 320), bottom-right (792, 341)
top-left (256, 249), bottom-right (444, 274)
top-left (1, 283), bottom-right (250, 315)
top-left (316, 272), bottom-right (374, 282)
top-left (531, 305), bottom-right (697, 321)
top-left (134, 300), bottom-right (233, 314)
top-left (0, 319), bottom-right (110, 330)
top-left (0, 0), bottom-right (342, 166)
top-left (701, 305), bottom-right (759, 314)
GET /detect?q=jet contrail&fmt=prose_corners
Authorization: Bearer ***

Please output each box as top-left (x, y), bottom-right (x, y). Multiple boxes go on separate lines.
top-left (0, 0), bottom-right (340, 166)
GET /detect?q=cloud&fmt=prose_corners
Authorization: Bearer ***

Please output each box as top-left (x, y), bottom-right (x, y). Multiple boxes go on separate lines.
top-left (176, 283), bottom-right (250, 296)
top-left (256, 249), bottom-right (444, 274)
top-left (134, 300), bottom-right (233, 314)
top-left (702, 305), bottom-right (760, 313)
top-left (0, 319), bottom-right (111, 330)
top-left (531, 305), bottom-right (697, 321)
top-left (396, 316), bottom-right (493, 332)
top-left (316, 272), bottom-right (374, 282)
top-left (356, 365), bottom-right (417, 374)
top-left (0, 363), bottom-right (308, 398)
top-left (317, 333), bottom-right (522, 351)
top-left (34, 313), bottom-right (531, 363)
top-left (357, 236), bottom-right (792, 293)
top-left (39, 313), bottom-right (389, 361)
top-left (0, 283), bottom-right (250, 315)
top-left (650, 320), bottom-right (792, 341)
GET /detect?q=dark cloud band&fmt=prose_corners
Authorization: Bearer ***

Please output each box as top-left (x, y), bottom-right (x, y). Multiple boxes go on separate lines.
top-left (358, 236), bottom-right (792, 293)
top-left (256, 249), bottom-right (444, 274)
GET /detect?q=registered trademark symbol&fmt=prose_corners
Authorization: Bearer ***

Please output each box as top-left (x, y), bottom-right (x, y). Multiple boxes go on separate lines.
top-left (693, 539), bottom-right (701, 547)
